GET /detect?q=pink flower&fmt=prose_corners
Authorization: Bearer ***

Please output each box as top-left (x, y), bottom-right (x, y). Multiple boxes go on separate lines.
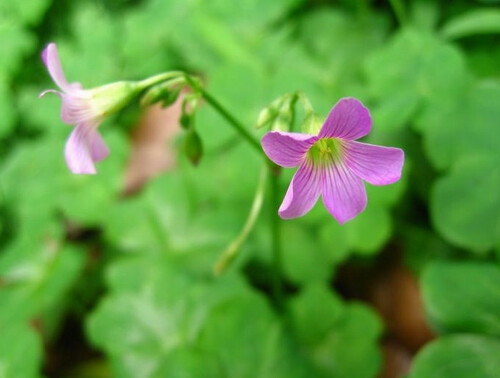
top-left (261, 98), bottom-right (404, 223)
top-left (40, 43), bottom-right (138, 174)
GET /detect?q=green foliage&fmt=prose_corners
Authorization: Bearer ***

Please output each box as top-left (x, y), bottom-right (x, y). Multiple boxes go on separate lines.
top-left (2, 0), bottom-right (500, 376)
top-left (365, 27), bottom-right (470, 133)
top-left (196, 295), bottom-right (308, 378)
top-left (88, 257), bottom-right (382, 377)
top-left (0, 322), bottom-right (43, 378)
top-left (0, 0), bottom-right (51, 136)
top-left (432, 155), bottom-right (500, 252)
top-left (417, 81), bottom-right (499, 171)
top-left (365, 23), bottom-right (500, 254)
top-left (182, 129), bottom-right (203, 166)
top-left (1, 131), bottom-right (128, 226)
top-left (0, 230), bottom-right (85, 331)
top-left (290, 284), bottom-right (383, 378)
top-left (87, 256), bottom-right (246, 377)
top-left (88, 255), bottom-right (308, 377)
top-left (422, 262), bottom-right (500, 336)
top-left (0, 77), bottom-right (16, 137)
top-left (411, 262), bottom-right (500, 378)
top-left (441, 9), bottom-right (500, 39)
top-left (319, 178), bottom-right (405, 258)
top-left (0, 0), bottom-right (52, 26)
top-left (409, 335), bottom-right (500, 378)
top-left (424, 82), bottom-right (500, 251)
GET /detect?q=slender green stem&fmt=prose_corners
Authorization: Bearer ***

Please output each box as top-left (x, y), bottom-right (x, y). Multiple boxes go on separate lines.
top-left (270, 167), bottom-right (285, 312)
top-left (214, 167), bottom-right (268, 275)
top-left (139, 72), bottom-right (263, 157)
top-left (183, 74), bottom-right (263, 156)
top-left (142, 72), bottom-right (285, 306)
top-left (388, 0), bottom-right (406, 26)
top-left (200, 88), bottom-right (264, 155)
top-left (137, 71), bottom-right (185, 89)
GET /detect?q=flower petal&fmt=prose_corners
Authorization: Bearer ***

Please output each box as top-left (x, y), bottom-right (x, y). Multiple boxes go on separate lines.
top-left (343, 141), bottom-right (404, 185)
top-left (261, 131), bottom-right (318, 168)
top-left (319, 97), bottom-right (372, 140)
top-left (60, 93), bottom-right (94, 125)
top-left (65, 123), bottom-right (97, 174)
top-left (321, 161), bottom-right (367, 224)
top-left (90, 131), bottom-right (110, 162)
top-left (41, 43), bottom-right (71, 91)
top-left (279, 161), bottom-right (321, 219)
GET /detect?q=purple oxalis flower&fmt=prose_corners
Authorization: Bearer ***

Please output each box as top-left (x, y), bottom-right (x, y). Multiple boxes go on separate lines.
top-left (40, 43), bottom-right (139, 174)
top-left (261, 98), bottom-right (404, 223)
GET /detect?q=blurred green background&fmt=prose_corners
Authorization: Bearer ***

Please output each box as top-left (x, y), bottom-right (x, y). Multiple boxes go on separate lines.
top-left (1, 0), bottom-right (499, 377)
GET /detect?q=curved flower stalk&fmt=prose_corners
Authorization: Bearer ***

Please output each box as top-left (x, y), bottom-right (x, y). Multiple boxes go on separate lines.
top-left (214, 167), bottom-right (268, 275)
top-left (261, 98), bottom-right (404, 224)
top-left (39, 43), bottom-right (145, 174)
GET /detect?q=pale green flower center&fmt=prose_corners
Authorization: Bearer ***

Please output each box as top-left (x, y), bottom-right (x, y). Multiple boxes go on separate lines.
top-left (307, 138), bottom-right (344, 166)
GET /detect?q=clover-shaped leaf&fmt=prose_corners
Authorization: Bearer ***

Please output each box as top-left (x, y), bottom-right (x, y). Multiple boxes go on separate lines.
top-left (88, 255), bottom-right (310, 377)
top-left (424, 82), bottom-right (500, 251)
top-left (422, 262), bottom-right (500, 336)
top-left (365, 28), bottom-right (469, 132)
top-left (0, 229), bottom-right (85, 331)
top-left (410, 335), bottom-right (500, 378)
top-left (290, 284), bottom-right (383, 378)
top-left (1, 131), bottom-right (127, 227)
top-left (0, 322), bottom-right (42, 378)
